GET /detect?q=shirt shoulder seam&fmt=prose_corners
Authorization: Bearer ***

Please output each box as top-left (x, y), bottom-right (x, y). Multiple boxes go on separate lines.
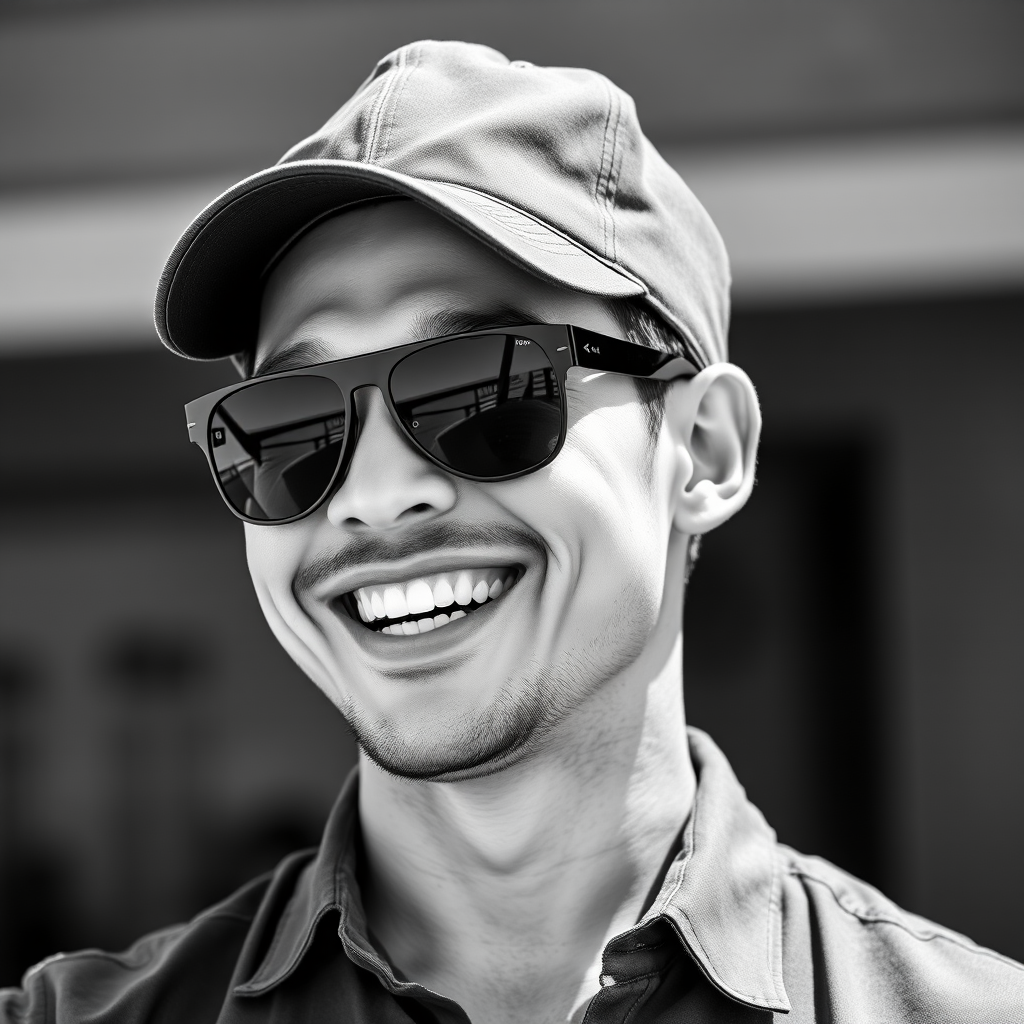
top-left (790, 866), bottom-right (1024, 973)
top-left (23, 911), bottom-right (256, 978)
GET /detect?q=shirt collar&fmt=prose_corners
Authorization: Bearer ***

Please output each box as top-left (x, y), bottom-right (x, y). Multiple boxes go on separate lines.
top-left (233, 728), bottom-right (790, 1013)
top-left (231, 768), bottom-right (361, 996)
top-left (644, 728), bottom-right (790, 1012)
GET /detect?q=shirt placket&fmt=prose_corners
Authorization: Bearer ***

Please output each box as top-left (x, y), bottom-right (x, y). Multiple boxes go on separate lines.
top-left (581, 922), bottom-right (678, 1023)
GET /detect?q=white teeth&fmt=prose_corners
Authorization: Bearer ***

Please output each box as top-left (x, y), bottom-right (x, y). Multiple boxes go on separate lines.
top-left (353, 567), bottom-right (518, 634)
top-left (453, 571), bottom-right (474, 606)
top-left (407, 580), bottom-right (434, 615)
top-left (383, 586), bottom-right (408, 620)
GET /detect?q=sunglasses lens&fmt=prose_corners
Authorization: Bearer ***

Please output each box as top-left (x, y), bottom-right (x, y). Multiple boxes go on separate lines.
top-left (391, 334), bottom-right (562, 477)
top-left (209, 376), bottom-right (346, 521)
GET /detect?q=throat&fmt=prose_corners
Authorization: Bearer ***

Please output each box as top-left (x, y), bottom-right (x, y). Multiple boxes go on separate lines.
top-left (359, 820), bottom-right (653, 1024)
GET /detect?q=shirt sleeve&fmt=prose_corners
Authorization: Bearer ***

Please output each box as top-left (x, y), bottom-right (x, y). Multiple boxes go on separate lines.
top-left (0, 911), bottom-right (255, 1023)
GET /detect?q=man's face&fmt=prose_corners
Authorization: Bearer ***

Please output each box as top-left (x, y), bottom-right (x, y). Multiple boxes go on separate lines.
top-left (246, 200), bottom-right (683, 780)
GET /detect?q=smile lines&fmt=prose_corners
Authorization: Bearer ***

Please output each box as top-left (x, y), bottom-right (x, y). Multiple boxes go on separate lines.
top-left (344, 567), bottom-right (519, 635)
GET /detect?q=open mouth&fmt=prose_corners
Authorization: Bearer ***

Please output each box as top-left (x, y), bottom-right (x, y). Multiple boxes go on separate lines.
top-left (336, 567), bottom-right (522, 636)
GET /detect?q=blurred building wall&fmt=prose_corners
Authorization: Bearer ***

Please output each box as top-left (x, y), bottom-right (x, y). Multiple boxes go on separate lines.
top-left (1, 0), bottom-right (1023, 984)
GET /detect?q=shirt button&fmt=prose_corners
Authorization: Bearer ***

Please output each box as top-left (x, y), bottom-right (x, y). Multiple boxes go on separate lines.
top-left (599, 973), bottom-right (615, 987)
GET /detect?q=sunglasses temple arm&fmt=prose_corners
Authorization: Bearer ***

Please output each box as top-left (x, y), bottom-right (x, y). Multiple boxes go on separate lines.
top-left (649, 355), bottom-right (702, 381)
top-left (568, 326), bottom-right (701, 381)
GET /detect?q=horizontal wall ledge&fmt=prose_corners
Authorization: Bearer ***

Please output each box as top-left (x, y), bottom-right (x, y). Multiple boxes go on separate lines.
top-left (672, 129), bottom-right (1024, 306)
top-left (0, 128), bottom-right (1022, 355)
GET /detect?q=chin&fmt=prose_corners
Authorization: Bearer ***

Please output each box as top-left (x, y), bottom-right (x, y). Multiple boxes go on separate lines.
top-left (350, 697), bottom-right (544, 781)
top-left (338, 657), bottom-right (560, 781)
top-left (346, 631), bottom-right (647, 782)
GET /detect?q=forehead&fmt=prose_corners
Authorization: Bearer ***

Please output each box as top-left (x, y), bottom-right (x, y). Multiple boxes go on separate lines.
top-left (254, 200), bottom-right (622, 374)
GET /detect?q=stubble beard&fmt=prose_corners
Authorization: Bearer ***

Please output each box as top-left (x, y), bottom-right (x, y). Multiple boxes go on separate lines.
top-left (337, 600), bottom-right (653, 782)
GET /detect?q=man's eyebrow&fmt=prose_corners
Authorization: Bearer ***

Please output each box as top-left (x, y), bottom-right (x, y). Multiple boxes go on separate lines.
top-left (409, 304), bottom-right (542, 340)
top-left (253, 305), bottom-right (541, 377)
top-left (253, 339), bottom-right (332, 377)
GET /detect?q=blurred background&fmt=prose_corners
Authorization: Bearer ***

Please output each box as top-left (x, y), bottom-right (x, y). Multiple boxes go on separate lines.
top-left (1, 0), bottom-right (1022, 985)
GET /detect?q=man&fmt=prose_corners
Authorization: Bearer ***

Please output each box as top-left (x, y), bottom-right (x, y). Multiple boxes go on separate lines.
top-left (3, 40), bottom-right (1022, 1024)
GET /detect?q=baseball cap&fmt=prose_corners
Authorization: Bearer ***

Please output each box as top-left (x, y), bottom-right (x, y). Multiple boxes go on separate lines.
top-left (155, 40), bottom-right (730, 367)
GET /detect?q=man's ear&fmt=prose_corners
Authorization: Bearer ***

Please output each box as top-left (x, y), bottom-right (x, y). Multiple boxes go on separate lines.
top-left (664, 362), bottom-right (761, 536)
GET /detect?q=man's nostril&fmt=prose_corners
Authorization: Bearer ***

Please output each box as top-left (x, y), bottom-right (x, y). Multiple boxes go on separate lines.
top-left (395, 503), bottom-right (434, 522)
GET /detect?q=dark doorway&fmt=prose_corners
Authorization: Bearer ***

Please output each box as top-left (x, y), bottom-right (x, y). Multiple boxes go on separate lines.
top-left (685, 433), bottom-right (887, 890)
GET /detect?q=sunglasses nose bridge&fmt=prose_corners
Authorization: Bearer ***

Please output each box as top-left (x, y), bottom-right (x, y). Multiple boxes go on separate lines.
top-left (346, 383), bottom-right (413, 458)
top-left (324, 384), bottom-right (458, 531)
top-left (351, 382), bottom-right (383, 408)
top-left (350, 383), bottom-right (389, 436)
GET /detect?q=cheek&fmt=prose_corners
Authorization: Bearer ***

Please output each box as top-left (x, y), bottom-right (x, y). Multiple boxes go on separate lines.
top-left (542, 401), bottom-right (671, 619)
top-left (244, 522), bottom-right (305, 593)
top-left (243, 523), bottom-right (340, 693)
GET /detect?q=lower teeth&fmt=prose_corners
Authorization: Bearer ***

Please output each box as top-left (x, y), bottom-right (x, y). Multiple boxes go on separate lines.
top-left (380, 609), bottom-right (468, 635)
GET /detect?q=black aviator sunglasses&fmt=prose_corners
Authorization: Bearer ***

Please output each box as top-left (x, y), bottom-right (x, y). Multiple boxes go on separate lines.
top-left (184, 323), bottom-right (703, 525)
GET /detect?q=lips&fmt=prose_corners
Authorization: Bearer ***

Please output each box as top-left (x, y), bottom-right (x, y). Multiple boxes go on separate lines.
top-left (336, 566), bottom-right (521, 635)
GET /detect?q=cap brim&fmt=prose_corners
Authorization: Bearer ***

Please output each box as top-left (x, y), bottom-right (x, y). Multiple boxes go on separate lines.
top-left (155, 160), bottom-right (646, 360)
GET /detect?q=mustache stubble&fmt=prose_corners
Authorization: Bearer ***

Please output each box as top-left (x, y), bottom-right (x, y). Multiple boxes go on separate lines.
top-left (292, 519), bottom-right (548, 599)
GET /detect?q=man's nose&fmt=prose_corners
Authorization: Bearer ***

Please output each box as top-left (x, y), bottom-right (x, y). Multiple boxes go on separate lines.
top-left (326, 386), bottom-right (457, 531)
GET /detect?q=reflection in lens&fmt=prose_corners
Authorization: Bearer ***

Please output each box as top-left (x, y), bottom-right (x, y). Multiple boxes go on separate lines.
top-left (209, 376), bottom-right (346, 521)
top-left (391, 334), bottom-right (562, 477)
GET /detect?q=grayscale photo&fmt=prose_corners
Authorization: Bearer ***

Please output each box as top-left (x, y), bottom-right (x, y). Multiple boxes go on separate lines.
top-left (1, 3), bottom-right (1023, 1022)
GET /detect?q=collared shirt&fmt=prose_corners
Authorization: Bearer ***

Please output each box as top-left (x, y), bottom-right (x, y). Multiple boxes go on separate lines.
top-left (3, 729), bottom-right (1022, 1022)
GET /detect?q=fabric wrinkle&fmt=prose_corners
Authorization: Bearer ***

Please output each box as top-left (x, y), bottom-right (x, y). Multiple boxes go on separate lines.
top-left (5, 730), bottom-right (1022, 1022)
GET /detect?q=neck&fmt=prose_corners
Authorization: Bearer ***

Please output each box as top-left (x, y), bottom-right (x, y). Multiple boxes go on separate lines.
top-left (357, 575), bottom-right (695, 1024)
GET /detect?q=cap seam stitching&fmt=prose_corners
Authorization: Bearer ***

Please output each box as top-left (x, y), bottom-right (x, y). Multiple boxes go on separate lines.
top-left (378, 43), bottom-right (419, 166)
top-left (364, 47), bottom-right (405, 164)
top-left (363, 63), bottom-right (389, 162)
top-left (605, 88), bottom-right (625, 262)
top-left (595, 81), bottom-right (616, 260)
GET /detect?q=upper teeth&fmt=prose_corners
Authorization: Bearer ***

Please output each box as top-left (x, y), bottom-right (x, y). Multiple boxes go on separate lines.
top-left (352, 568), bottom-right (516, 634)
